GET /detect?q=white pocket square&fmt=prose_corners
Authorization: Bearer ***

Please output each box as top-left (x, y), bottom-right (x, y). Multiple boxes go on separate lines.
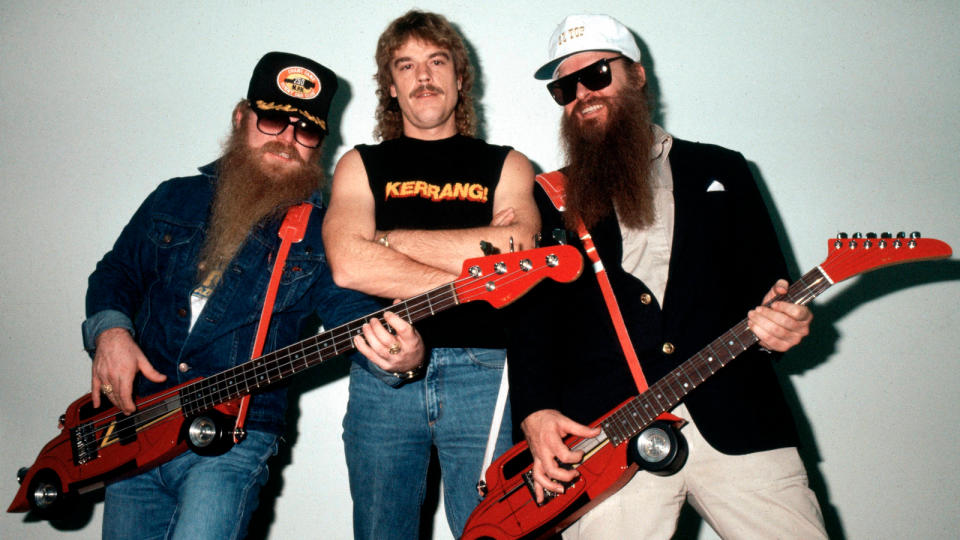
top-left (706, 179), bottom-right (725, 192)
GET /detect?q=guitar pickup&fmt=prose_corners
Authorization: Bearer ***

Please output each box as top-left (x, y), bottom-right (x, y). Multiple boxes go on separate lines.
top-left (522, 468), bottom-right (575, 507)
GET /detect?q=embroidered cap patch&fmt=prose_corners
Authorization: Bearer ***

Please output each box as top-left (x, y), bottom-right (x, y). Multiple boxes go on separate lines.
top-left (277, 67), bottom-right (321, 100)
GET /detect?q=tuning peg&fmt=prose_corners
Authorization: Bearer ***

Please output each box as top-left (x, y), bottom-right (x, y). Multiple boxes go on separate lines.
top-left (534, 232), bottom-right (541, 248)
top-left (881, 232), bottom-right (892, 238)
top-left (509, 236), bottom-right (515, 253)
top-left (866, 232), bottom-right (877, 238)
top-left (837, 232), bottom-right (849, 239)
top-left (852, 232), bottom-right (863, 239)
top-left (910, 231), bottom-right (921, 238)
top-left (896, 232), bottom-right (906, 238)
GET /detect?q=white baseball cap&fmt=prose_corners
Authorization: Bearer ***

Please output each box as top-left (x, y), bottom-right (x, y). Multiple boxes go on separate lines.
top-left (534, 14), bottom-right (641, 80)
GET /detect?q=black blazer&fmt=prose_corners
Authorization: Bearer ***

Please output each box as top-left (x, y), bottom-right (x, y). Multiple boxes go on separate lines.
top-left (507, 138), bottom-right (799, 455)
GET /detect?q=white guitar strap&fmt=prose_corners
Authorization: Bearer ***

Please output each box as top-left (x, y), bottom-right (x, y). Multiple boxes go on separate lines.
top-left (477, 355), bottom-right (510, 495)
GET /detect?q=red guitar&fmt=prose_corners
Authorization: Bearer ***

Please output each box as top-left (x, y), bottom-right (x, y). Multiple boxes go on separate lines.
top-left (8, 245), bottom-right (583, 515)
top-left (463, 233), bottom-right (952, 540)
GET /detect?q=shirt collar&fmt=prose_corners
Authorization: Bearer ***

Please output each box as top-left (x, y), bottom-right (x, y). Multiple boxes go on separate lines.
top-left (649, 124), bottom-right (673, 189)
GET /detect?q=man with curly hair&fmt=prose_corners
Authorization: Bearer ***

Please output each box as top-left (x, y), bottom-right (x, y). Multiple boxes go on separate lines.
top-left (322, 10), bottom-right (539, 539)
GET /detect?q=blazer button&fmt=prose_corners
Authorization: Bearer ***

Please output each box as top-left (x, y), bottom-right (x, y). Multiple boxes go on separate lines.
top-left (162, 234), bottom-right (172, 244)
top-left (177, 308), bottom-right (188, 317)
top-left (178, 362), bottom-right (191, 373)
top-left (640, 293), bottom-right (652, 305)
top-left (662, 342), bottom-right (675, 354)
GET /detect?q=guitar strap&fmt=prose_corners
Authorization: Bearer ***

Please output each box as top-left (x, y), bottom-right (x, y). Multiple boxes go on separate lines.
top-left (536, 171), bottom-right (656, 393)
top-left (536, 172), bottom-right (682, 426)
top-left (233, 202), bottom-right (313, 442)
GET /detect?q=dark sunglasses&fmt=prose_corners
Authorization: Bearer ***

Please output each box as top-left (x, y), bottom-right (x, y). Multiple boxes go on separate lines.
top-left (249, 104), bottom-right (324, 148)
top-left (546, 56), bottom-right (629, 106)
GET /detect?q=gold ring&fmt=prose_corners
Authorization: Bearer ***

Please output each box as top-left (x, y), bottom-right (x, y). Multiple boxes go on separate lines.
top-left (101, 383), bottom-right (114, 395)
top-left (388, 343), bottom-right (402, 355)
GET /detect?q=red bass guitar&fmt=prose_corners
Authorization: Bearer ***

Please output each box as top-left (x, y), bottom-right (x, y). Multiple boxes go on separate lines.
top-left (9, 245), bottom-right (583, 515)
top-left (463, 233), bottom-right (952, 540)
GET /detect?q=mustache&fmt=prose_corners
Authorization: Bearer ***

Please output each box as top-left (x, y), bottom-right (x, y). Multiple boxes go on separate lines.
top-left (409, 84), bottom-right (444, 98)
top-left (258, 140), bottom-right (304, 164)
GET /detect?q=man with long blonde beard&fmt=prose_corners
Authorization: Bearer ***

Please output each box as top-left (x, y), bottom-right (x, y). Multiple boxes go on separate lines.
top-left (504, 14), bottom-right (828, 539)
top-left (322, 10), bottom-right (539, 539)
top-left (83, 52), bottom-right (423, 540)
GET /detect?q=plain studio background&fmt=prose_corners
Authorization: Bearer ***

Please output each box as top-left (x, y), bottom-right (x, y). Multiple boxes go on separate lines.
top-left (2, 2), bottom-right (958, 539)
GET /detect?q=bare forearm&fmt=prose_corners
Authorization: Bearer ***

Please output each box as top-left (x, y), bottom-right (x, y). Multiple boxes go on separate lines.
top-left (384, 221), bottom-right (539, 274)
top-left (326, 233), bottom-right (457, 299)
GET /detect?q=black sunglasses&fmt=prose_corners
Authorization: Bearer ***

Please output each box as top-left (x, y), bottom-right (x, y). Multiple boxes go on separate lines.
top-left (249, 104), bottom-right (324, 148)
top-left (546, 56), bottom-right (629, 106)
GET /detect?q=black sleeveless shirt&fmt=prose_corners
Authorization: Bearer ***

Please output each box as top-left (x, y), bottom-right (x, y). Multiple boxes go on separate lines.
top-left (355, 134), bottom-right (512, 348)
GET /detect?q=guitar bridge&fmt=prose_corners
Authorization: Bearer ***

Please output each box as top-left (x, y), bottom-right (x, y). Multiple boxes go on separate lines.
top-left (70, 423), bottom-right (98, 466)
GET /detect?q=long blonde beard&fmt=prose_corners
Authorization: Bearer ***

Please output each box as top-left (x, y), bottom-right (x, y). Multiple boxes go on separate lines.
top-left (196, 120), bottom-right (323, 278)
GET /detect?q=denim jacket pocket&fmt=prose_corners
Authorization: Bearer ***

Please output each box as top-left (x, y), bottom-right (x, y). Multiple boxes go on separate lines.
top-left (275, 252), bottom-right (326, 310)
top-left (147, 216), bottom-right (202, 284)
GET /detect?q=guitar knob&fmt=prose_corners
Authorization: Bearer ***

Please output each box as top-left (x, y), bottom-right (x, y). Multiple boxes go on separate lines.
top-left (866, 232), bottom-right (877, 238)
top-left (16, 467), bottom-right (28, 485)
top-left (852, 232), bottom-right (863, 239)
top-left (897, 232), bottom-right (907, 238)
top-left (881, 232), bottom-right (893, 238)
top-left (910, 231), bottom-right (921, 238)
top-left (837, 232), bottom-right (849, 239)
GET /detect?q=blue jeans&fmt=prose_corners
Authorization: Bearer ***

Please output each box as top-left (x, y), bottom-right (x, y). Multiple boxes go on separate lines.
top-left (343, 348), bottom-right (513, 539)
top-left (101, 429), bottom-right (278, 540)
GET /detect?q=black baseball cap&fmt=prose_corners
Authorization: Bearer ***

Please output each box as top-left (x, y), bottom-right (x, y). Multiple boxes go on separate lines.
top-left (247, 51), bottom-right (338, 132)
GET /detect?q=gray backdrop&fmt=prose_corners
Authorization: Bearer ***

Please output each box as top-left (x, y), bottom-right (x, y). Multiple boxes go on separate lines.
top-left (2, 1), bottom-right (958, 539)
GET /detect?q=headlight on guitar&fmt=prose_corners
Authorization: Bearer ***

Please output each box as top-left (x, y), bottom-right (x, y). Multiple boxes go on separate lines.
top-left (628, 421), bottom-right (687, 476)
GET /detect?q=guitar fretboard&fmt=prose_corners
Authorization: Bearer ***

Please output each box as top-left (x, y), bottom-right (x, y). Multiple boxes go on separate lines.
top-left (179, 282), bottom-right (460, 416)
top-left (601, 266), bottom-right (833, 446)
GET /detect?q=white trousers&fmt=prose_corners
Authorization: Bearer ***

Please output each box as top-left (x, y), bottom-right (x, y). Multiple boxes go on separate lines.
top-left (563, 403), bottom-right (827, 540)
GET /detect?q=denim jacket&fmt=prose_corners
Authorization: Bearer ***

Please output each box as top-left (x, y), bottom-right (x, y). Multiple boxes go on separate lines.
top-left (82, 162), bottom-right (401, 434)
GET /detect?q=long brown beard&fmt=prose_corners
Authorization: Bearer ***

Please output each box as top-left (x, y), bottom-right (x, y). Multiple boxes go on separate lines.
top-left (560, 81), bottom-right (656, 230)
top-left (196, 118), bottom-right (323, 277)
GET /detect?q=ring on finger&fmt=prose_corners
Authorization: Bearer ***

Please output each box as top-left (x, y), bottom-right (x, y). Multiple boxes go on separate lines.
top-left (102, 383), bottom-right (114, 395)
top-left (388, 342), bottom-right (402, 355)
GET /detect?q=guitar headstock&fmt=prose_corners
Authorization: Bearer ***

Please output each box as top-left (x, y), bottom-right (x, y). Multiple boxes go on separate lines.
top-left (454, 245), bottom-right (583, 308)
top-left (819, 232), bottom-right (952, 283)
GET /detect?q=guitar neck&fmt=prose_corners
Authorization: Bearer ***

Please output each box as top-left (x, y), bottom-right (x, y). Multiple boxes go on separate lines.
top-left (179, 283), bottom-right (459, 416)
top-left (601, 266), bottom-right (833, 446)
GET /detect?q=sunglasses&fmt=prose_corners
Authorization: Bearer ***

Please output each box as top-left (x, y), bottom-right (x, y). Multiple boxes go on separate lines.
top-left (546, 56), bottom-right (629, 106)
top-left (249, 104), bottom-right (324, 148)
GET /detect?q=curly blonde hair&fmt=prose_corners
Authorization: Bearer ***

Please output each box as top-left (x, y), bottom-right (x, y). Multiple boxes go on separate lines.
top-left (373, 10), bottom-right (476, 141)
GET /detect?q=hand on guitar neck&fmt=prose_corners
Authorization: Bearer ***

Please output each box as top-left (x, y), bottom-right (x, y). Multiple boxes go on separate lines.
top-left (352, 310), bottom-right (425, 374)
top-left (748, 278), bottom-right (813, 352)
top-left (92, 328), bottom-right (167, 414)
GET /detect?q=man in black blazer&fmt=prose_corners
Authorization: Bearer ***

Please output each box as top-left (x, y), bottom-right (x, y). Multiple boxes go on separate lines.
top-left (507, 13), bottom-right (827, 538)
